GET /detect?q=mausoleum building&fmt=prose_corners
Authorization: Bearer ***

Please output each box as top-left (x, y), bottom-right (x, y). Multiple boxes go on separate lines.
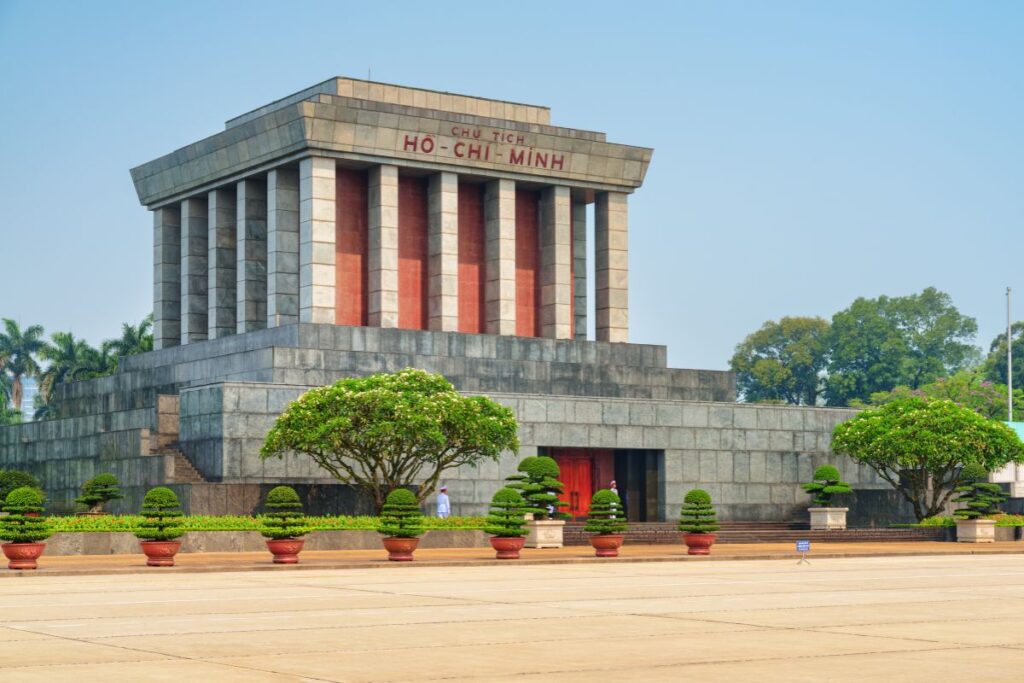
top-left (1, 79), bottom-right (897, 521)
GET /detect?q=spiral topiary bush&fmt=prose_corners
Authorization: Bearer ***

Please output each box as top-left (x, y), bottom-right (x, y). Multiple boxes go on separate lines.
top-left (679, 489), bottom-right (719, 534)
top-left (0, 487), bottom-right (50, 544)
top-left (378, 488), bottom-right (425, 538)
top-left (261, 486), bottom-right (309, 540)
top-left (76, 473), bottom-right (124, 513)
top-left (801, 464), bottom-right (853, 507)
top-left (135, 487), bottom-right (184, 541)
top-left (953, 464), bottom-right (1008, 520)
top-left (505, 455), bottom-right (567, 520)
top-left (584, 489), bottom-right (628, 535)
top-left (484, 487), bottom-right (528, 538)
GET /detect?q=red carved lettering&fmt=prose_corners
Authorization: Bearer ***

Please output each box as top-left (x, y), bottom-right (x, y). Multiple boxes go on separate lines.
top-left (516, 135), bottom-right (524, 145)
top-left (467, 143), bottom-right (481, 160)
top-left (535, 152), bottom-right (548, 169)
top-left (420, 136), bottom-right (435, 153)
top-left (454, 141), bottom-right (465, 158)
top-left (550, 154), bottom-right (564, 171)
top-left (403, 135), bottom-right (419, 152)
top-left (509, 148), bottom-right (525, 165)
top-left (451, 126), bottom-right (461, 136)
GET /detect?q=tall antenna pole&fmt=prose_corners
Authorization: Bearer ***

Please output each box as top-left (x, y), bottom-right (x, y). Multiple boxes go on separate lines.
top-left (1009, 286), bottom-right (1013, 422)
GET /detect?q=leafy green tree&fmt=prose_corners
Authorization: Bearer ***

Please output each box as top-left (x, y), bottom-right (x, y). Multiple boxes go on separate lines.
top-left (377, 488), bottom-right (424, 538)
top-left (105, 315), bottom-right (154, 358)
top-left (0, 319), bottom-right (46, 412)
top-left (261, 369), bottom-right (520, 511)
top-left (38, 331), bottom-right (115, 402)
top-left (505, 456), bottom-right (568, 520)
top-left (831, 397), bottom-right (1024, 520)
top-left (0, 404), bottom-right (21, 426)
top-left (801, 465), bottom-right (852, 507)
top-left (0, 469), bottom-right (41, 501)
top-left (75, 473), bottom-right (124, 513)
top-left (826, 288), bottom-right (979, 406)
top-left (730, 316), bottom-right (830, 405)
top-left (951, 463), bottom-right (1007, 520)
top-left (867, 370), bottom-right (1021, 421)
top-left (982, 321), bottom-right (1024, 399)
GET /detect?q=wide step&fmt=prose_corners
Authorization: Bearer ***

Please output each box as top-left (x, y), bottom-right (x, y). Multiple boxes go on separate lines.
top-left (563, 523), bottom-right (948, 545)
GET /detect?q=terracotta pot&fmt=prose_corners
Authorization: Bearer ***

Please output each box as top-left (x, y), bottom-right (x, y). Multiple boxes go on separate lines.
top-left (590, 534), bottom-right (624, 557)
top-left (266, 538), bottom-right (305, 564)
top-left (2, 542), bottom-right (46, 570)
top-left (490, 536), bottom-right (526, 560)
top-left (139, 540), bottom-right (181, 567)
top-left (382, 536), bottom-right (419, 561)
top-left (683, 532), bottom-right (716, 555)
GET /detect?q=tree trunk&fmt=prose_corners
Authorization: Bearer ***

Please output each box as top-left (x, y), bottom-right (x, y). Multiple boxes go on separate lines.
top-left (11, 374), bottom-right (23, 412)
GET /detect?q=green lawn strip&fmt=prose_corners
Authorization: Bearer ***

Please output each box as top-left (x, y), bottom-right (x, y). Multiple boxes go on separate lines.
top-left (46, 514), bottom-right (486, 533)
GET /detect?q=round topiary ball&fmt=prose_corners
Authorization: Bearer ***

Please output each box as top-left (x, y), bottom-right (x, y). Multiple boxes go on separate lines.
top-left (523, 455), bottom-right (560, 480)
top-left (91, 473), bottom-right (120, 487)
top-left (266, 485), bottom-right (302, 507)
top-left (385, 488), bottom-right (418, 506)
top-left (5, 486), bottom-right (44, 509)
top-left (684, 489), bottom-right (712, 505)
top-left (813, 465), bottom-right (842, 481)
top-left (491, 486), bottom-right (525, 505)
top-left (143, 486), bottom-right (180, 508)
top-left (960, 463), bottom-right (989, 482)
top-left (591, 489), bottom-right (621, 506)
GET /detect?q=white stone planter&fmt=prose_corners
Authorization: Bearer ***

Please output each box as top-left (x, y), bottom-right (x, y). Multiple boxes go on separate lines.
top-left (524, 519), bottom-right (565, 548)
top-left (956, 518), bottom-right (996, 543)
top-left (809, 507), bottom-right (848, 530)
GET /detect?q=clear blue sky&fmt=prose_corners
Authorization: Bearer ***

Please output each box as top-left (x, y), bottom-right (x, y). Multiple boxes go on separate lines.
top-left (1, 1), bottom-right (1021, 370)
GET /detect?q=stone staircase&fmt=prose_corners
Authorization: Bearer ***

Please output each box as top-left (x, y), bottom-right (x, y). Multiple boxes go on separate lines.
top-left (563, 521), bottom-right (949, 545)
top-left (165, 448), bottom-right (205, 484)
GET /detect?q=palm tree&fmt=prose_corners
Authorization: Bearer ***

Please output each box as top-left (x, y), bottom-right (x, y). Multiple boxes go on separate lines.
top-left (0, 319), bottom-right (46, 412)
top-left (0, 370), bottom-right (11, 407)
top-left (38, 332), bottom-right (114, 403)
top-left (105, 315), bottom-right (153, 358)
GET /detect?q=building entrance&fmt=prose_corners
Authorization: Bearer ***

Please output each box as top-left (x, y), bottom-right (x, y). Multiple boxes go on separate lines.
top-left (547, 448), bottom-right (662, 522)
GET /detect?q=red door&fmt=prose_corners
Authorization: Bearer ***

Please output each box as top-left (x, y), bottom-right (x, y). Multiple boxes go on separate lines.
top-left (555, 455), bottom-right (593, 520)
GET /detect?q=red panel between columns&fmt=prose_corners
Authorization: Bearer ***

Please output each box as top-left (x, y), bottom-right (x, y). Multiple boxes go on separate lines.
top-left (335, 168), bottom-right (368, 326)
top-left (458, 182), bottom-right (486, 334)
top-left (515, 189), bottom-right (540, 337)
top-left (398, 175), bottom-right (429, 330)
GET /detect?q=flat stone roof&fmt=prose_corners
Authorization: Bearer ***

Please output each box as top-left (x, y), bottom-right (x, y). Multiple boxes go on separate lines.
top-left (131, 77), bottom-right (653, 208)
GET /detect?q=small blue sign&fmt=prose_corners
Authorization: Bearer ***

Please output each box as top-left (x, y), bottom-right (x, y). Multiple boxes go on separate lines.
top-left (796, 540), bottom-right (811, 553)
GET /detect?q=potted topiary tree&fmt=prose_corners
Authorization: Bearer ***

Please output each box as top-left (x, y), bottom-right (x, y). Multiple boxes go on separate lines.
top-left (75, 472), bottom-right (124, 515)
top-left (261, 486), bottom-right (310, 564)
top-left (953, 464), bottom-right (1008, 543)
top-left (584, 489), bottom-right (628, 557)
top-left (506, 455), bottom-right (568, 548)
top-left (135, 487), bottom-right (185, 566)
top-left (484, 487), bottom-right (529, 559)
top-left (0, 487), bottom-right (51, 570)
top-left (802, 464), bottom-right (853, 530)
top-left (378, 488), bottom-right (424, 561)
top-left (679, 489), bottom-right (719, 555)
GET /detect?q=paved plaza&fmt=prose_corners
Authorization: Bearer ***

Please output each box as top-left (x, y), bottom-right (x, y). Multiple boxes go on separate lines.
top-left (2, 555), bottom-right (1024, 681)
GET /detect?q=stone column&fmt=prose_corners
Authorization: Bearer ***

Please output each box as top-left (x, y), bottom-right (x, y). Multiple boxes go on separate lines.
top-left (298, 157), bottom-right (336, 324)
top-left (484, 179), bottom-right (516, 335)
top-left (207, 188), bottom-right (236, 339)
top-left (428, 172), bottom-right (459, 331)
top-left (180, 197), bottom-right (209, 344)
top-left (572, 199), bottom-right (587, 340)
top-left (368, 164), bottom-right (399, 328)
top-left (267, 167), bottom-right (300, 327)
top-left (539, 186), bottom-right (572, 339)
top-left (236, 178), bottom-right (268, 333)
top-left (595, 191), bottom-right (629, 343)
top-left (153, 206), bottom-right (181, 350)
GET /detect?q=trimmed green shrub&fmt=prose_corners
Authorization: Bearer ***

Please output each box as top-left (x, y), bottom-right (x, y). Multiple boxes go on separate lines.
top-left (484, 487), bottom-right (528, 538)
top-left (0, 487), bottom-right (51, 544)
top-left (0, 469), bottom-right (41, 502)
top-left (260, 486), bottom-right (309, 540)
top-left (75, 473), bottom-right (124, 513)
top-left (801, 464), bottom-right (853, 507)
top-left (378, 488), bottom-right (424, 538)
top-left (135, 487), bottom-right (184, 541)
top-left (583, 489), bottom-right (628, 535)
top-left (679, 489), bottom-right (719, 534)
top-left (952, 464), bottom-right (1008, 520)
top-left (505, 455), bottom-right (567, 520)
